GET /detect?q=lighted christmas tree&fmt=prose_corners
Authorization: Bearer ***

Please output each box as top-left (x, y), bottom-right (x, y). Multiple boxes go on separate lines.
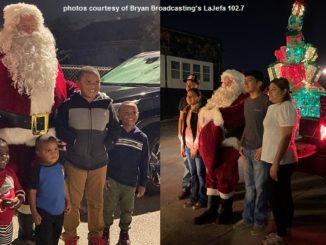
top-left (268, 0), bottom-right (326, 118)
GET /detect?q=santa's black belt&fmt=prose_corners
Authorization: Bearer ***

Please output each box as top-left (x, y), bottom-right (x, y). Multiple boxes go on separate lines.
top-left (0, 110), bottom-right (53, 135)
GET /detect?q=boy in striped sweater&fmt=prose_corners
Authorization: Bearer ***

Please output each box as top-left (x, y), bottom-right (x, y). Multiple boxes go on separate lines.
top-left (103, 101), bottom-right (149, 245)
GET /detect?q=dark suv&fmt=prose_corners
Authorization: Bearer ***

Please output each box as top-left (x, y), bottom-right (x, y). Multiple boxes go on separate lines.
top-left (100, 51), bottom-right (160, 193)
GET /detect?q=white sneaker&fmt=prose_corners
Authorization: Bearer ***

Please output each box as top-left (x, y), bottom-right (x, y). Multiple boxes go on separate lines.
top-left (262, 233), bottom-right (284, 245)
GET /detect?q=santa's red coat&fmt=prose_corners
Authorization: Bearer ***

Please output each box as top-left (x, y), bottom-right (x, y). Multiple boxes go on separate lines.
top-left (198, 94), bottom-right (247, 196)
top-left (0, 55), bottom-right (76, 189)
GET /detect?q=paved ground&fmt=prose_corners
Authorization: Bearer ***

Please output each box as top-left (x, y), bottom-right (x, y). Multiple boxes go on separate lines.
top-left (161, 119), bottom-right (326, 245)
top-left (9, 119), bottom-right (326, 244)
top-left (12, 189), bottom-right (160, 244)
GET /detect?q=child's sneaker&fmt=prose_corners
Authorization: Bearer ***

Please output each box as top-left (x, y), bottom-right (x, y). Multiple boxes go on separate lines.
top-left (88, 237), bottom-right (107, 245)
top-left (183, 200), bottom-right (195, 208)
top-left (102, 226), bottom-right (110, 245)
top-left (261, 233), bottom-right (284, 245)
top-left (65, 237), bottom-right (79, 245)
top-left (250, 224), bottom-right (265, 236)
top-left (117, 230), bottom-right (130, 245)
top-left (192, 202), bottom-right (206, 210)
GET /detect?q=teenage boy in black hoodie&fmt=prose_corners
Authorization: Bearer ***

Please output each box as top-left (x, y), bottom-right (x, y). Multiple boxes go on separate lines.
top-left (56, 66), bottom-right (120, 245)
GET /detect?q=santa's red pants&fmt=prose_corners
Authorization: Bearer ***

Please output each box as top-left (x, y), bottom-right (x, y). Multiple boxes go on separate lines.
top-left (199, 121), bottom-right (239, 199)
top-left (204, 147), bottom-right (239, 198)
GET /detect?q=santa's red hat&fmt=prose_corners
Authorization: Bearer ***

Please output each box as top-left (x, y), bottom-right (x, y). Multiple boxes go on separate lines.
top-left (221, 69), bottom-right (245, 92)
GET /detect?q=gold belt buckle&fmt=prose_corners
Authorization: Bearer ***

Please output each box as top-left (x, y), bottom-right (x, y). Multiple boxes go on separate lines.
top-left (31, 113), bottom-right (49, 135)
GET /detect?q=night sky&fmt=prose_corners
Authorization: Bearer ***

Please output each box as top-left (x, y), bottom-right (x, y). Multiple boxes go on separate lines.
top-left (0, 0), bottom-right (159, 66)
top-left (161, 0), bottom-right (326, 77)
top-left (1, 0), bottom-right (325, 77)
top-left (0, 0), bottom-right (158, 22)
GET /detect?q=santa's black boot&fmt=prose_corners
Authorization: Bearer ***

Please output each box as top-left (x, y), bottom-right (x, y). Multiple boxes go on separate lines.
top-left (194, 196), bottom-right (220, 225)
top-left (217, 197), bottom-right (233, 224)
top-left (17, 212), bottom-right (34, 241)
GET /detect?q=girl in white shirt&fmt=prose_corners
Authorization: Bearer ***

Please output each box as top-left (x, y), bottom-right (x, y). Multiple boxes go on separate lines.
top-left (261, 78), bottom-right (298, 245)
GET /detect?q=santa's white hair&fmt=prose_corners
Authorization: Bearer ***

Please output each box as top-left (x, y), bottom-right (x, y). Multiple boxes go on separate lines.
top-left (199, 69), bottom-right (245, 127)
top-left (2, 3), bottom-right (44, 32)
top-left (0, 3), bottom-right (58, 96)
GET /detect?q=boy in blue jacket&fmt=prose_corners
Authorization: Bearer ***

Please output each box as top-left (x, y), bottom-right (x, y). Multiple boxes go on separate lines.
top-left (102, 101), bottom-right (149, 245)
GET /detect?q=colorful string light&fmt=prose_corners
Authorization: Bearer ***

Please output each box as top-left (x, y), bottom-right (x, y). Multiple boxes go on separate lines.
top-left (268, 0), bottom-right (324, 118)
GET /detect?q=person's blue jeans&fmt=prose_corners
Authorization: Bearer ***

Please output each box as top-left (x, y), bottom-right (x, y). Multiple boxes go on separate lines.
top-left (185, 147), bottom-right (207, 205)
top-left (242, 148), bottom-right (269, 225)
top-left (182, 157), bottom-right (191, 192)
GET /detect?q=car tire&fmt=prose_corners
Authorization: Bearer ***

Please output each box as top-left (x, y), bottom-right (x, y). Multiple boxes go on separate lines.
top-left (146, 137), bottom-right (160, 195)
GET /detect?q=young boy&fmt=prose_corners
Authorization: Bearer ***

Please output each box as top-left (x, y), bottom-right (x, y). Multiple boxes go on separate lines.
top-left (235, 70), bottom-right (270, 235)
top-left (0, 138), bottom-right (25, 244)
top-left (55, 66), bottom-right (121, 245)
top-left (28, 135), bottom-right (71, 245)
top-left (103, 101), bottom-right (149, 245)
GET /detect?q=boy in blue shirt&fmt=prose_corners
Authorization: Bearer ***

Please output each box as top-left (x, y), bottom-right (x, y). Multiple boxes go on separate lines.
top-left (28, 135), bottom-right (71, 245)
top-left (103, 101), bottom-right (149, 245)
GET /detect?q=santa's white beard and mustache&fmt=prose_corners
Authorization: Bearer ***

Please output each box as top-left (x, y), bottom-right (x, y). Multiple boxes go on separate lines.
top-left (199, 81), bottom-right (242, 128)
top-left (206, 82), bottom-right (242, 109)
top-left (0, 28), bottom-right (58, 96)
top-left (0, 27), bottom-right (59, 144)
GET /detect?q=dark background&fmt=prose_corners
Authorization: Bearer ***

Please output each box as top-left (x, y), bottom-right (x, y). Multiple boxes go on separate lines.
top-left (0, 0), bottom-right (160, 67)
top-left (161, 0), bottom-right (326, 77)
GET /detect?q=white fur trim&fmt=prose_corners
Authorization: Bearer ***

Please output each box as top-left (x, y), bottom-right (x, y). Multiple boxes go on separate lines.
top-left (0, 127), bottom-right (56, 146)
top-left (30, 90), bottom-right (55, 115)
top-left (222, 137), bottom-right (240, 150)
top-left (219, 191), bottom-right (234, 200)
top-left (17, 204), bottom-right (31, 214)
top-left (238, 156), bottom-right (246, 184)
top-left (199, 107), bottom-right (224, 129)
top-left (207, 188), bottom-right (219, 196)
top-left (221, 69), bottom-right (245, 84)
top-left (45, 128), bottom-right (57, 139)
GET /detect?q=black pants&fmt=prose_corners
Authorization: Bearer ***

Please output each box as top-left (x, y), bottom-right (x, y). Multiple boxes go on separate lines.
top-left (17, 212), bottom-right (34, 240)
top-left (35, 208), bottom-right (64, 245)
top-left (266, 163), bottom-right (295, 237)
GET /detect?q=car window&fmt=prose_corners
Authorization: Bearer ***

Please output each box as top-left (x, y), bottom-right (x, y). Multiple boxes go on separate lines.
top-left (101, 51), bottom-right (160, 85)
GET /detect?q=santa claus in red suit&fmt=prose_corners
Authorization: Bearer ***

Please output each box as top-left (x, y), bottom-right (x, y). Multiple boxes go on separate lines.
top-left (0, 3), bottom-right (77, 241)
top-left (194, 69), bottom-right (247, 225)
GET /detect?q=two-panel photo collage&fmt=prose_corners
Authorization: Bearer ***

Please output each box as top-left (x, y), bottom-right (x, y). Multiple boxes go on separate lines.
top-left (0, 0), bottom-right (326, 244)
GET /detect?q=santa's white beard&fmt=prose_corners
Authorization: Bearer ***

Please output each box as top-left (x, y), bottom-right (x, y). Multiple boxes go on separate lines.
top-left (205, 82), bottom-right (242, 110)
top-left (0, 28), bottom-right (58, 96)
top-left (0, 28), bottom-right (58, 145)
top-left (199, 82), bottom-right (242, 128)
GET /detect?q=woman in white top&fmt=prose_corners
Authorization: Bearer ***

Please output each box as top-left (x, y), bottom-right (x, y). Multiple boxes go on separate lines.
top-left (261, 78), bottom-right (298, 245)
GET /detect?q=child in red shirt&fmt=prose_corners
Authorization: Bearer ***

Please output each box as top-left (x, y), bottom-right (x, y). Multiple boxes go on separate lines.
top-left (0, 138), bottom-right (25, 244)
